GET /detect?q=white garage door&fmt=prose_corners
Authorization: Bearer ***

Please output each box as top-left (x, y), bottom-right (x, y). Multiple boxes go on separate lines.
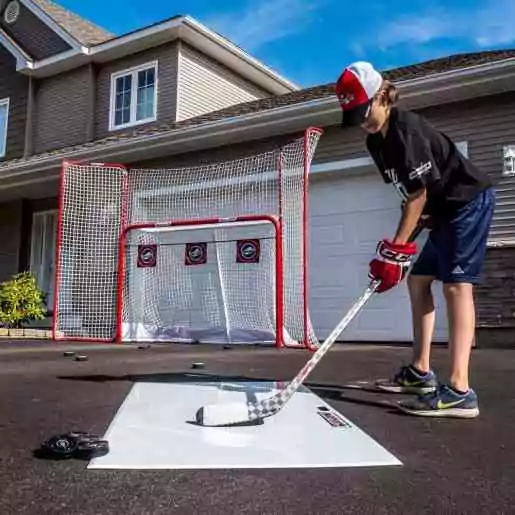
top-left (308, 171), bottom-right (448, 343)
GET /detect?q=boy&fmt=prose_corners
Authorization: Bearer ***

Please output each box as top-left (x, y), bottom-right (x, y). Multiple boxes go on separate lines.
top-left (334, 61), bottom-right (495, 418)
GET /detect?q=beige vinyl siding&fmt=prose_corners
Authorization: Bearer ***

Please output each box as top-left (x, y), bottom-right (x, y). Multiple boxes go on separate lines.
top-left (34, 66), bottom-right (91, 154)
top-left (176, 43), bottom-right (269, 122)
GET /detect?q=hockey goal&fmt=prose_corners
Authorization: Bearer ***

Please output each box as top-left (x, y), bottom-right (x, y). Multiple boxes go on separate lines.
top-left (53, 127), bottom-right (323, 349)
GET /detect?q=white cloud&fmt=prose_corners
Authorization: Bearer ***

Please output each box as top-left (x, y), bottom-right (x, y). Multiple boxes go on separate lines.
top-left (205, 0), bottom-right (319, 52)
top-left (350, 42), bottom-right (366, 58)
top-left (368, 0), bottom-right (515, 50)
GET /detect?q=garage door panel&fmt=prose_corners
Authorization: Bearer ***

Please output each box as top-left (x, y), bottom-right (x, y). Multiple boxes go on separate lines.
top-left (310, 225), bottom-right (345, 245)
top-left (310, 176), bottom-right (400, 214)
top-left (311, 247), bottom-right (371, 261)
top-left (308, 171), bottom-right (448, 343)
top-left (310, 287), bottom-right (347, 302)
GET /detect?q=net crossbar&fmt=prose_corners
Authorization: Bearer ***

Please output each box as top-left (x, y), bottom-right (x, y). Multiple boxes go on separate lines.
top-left (53, 127), bottom-right (323, 349)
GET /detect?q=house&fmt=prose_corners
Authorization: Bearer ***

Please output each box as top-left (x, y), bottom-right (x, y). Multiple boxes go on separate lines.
top-left (0, 0), bottom-right (514, 346)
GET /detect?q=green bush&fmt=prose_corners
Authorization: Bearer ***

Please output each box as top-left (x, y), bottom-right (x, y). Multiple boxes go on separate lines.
top-left (0, 272), bottom-right (47, 328)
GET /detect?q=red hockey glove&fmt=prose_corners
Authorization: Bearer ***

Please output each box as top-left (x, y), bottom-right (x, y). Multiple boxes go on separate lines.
top-left (369, 239), bottom-right (418, 293)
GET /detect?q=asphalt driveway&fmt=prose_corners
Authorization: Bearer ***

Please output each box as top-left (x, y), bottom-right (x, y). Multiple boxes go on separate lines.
top-left (0, 341), bottom-right (513, 514)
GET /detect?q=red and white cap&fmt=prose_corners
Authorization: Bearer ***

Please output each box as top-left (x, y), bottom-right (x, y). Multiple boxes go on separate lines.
top-left (335, 62), bottom-right (383, 127)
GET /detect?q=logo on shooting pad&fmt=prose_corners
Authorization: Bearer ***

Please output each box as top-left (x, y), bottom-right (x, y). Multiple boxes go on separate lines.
top-left (137, 244), bottom-right (157, 268)
top-left (236, 239), bottom-right (260, 264)
top-left (316, 406), bottom-right (351, 428)
top-left (185, 242), bottom-right (207, 266)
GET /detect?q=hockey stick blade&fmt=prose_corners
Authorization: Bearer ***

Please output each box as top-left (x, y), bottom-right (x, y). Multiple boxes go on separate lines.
top-left (195, 281), bottom-right (378, 427)
top-left (195, 224), bottom-right (425, 428)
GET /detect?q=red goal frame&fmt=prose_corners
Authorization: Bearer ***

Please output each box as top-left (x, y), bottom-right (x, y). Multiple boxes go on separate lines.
top-left (116, 215), bottom-right (287, 347)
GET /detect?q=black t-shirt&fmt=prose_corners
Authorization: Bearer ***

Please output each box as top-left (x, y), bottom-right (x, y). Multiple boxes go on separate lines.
top-left (366, 107), bottom-right (492, 220)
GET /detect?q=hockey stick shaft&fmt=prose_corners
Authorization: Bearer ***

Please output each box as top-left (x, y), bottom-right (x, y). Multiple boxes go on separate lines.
top-left (258, 281), bottom-right (378, 414)
top-left (255, 224), bottom-right (425, 418)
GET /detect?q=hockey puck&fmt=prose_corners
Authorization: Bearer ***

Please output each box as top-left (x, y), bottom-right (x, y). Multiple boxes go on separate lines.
top-left (75, 355), bottom-right (88, 362)
top-left (192, 362), bottom-right (205, 369)
top-left (223, 345), bottom-right (233, 350)
top-left (138, 344), bottom-right (151, 350)
top-left (63, 351), bottom-right (75, 357)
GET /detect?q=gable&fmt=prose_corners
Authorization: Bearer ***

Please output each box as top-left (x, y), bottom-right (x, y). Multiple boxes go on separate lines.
top-left (0, 0), bottom-right (71, 59)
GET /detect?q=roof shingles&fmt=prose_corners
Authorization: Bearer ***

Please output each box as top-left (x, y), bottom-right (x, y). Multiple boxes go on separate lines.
top-left (30, 0), bottom-right (114, 46)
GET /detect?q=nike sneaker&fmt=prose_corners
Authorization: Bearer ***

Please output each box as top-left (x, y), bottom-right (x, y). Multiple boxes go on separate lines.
top-left (375, 364), bottom-right (438, 394)
top-left (397, 384), bottom-right (479, 418)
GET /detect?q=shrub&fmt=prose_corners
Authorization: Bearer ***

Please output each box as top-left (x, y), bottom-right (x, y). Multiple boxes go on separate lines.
top-left (0, 272), bottom-right (47, 328)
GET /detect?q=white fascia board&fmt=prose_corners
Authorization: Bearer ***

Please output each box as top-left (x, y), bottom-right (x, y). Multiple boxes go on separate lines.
top-left (310, 157), bottom-right (374, 175)
top-left (0, 28), bottom-right (33, 69)
top-left (22, 0), bottom-right (82, 50)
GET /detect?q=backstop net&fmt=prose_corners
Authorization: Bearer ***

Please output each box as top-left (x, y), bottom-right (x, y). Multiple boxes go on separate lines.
top-left (53, 127), bottom-right (323, 349)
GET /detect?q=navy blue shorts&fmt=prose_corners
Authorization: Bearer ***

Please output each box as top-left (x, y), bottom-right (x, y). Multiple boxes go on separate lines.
top-left (410, 187), bottom-right (495, 284)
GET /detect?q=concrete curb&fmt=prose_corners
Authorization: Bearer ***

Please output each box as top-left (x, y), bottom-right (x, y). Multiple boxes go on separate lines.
top-left (0, 328), bottom-right (51, 339)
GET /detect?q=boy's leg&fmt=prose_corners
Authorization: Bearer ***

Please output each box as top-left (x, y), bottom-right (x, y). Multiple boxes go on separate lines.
top-left (399, 187), bottom-right (495, 418)
top-left (408, 274), bottom-right (436, 373)
top-left (375, 237), bottom-right (439, 394)
top-left (444, 282), bottom-right (475, 392)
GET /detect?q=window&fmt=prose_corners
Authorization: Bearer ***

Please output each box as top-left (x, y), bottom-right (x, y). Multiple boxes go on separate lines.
top-left (109, 62), bottom-right (158, 130)
top-left (30, 210), bottom-right (58, 310)
top-left (0, 98), bottom-right (9, 158)
top-left (503, 146), bottom-right (515, 177)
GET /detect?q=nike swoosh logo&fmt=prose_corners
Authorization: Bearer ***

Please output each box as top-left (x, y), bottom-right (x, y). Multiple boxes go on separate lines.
top-left (436, 399), bottom-right (465, 409)
top-left (401, 379), bottom-right (426, 386)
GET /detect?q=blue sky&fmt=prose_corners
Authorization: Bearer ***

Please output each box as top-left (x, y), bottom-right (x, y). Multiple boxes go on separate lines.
top-left (63, 0), bottom-right (515, 87)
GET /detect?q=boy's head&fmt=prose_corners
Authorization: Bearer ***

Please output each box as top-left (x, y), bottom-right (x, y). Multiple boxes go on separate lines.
top-left (335, 61), bottom-right (399, 134)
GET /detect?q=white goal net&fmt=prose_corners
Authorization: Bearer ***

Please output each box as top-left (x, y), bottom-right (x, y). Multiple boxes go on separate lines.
top-left (53, 127), bottom-right (323, 349)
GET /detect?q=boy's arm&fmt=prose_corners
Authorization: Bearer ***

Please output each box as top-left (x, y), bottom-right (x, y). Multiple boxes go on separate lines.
top-left (393, 187), bottom-right (427, 244)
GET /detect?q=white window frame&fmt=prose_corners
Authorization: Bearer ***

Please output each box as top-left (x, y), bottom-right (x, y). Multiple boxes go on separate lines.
top-left (0, 97), bottom-right (9, 158)
top-left (109, 61), bottom-right (158, 131)
top-left (502, 145), bottom-right (515, 177)
top-left (29, 209), bottom-right (58, 311)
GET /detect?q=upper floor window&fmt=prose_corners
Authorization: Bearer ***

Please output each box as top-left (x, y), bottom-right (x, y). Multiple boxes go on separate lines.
top-left (109, 61), bottom-right (158, 131)
top-left (0, 98), bottom-right (9, 158)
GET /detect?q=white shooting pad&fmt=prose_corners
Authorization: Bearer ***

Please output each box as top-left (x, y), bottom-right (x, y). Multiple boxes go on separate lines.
top-left (89, 380), bottom-right (401, 470)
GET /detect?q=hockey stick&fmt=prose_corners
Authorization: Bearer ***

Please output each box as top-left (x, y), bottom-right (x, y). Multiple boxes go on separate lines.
top-left (195, 225), bottom-right (424, 427)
